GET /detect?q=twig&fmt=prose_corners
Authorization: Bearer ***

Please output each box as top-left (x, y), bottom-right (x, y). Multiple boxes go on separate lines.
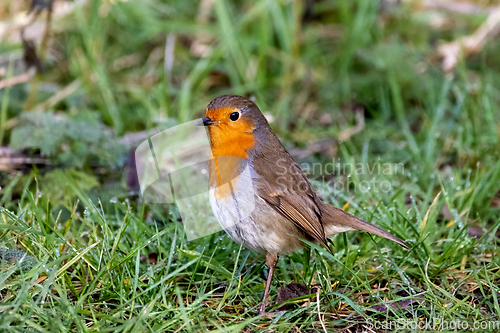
top-left (1, 78), bottom-right (82, 132)
top-left (25, 2), bottom-right (54, 110)
top-left (32, 79), bottom-right (81, 111)
top-left (420, 0), bottom-right (492, 15)
top-left (173, 321), bottom-right (191, 333)
top-left (0, 157), bottom-right (51, 171)
top-left (438, 6), bottom-right (500, 72)
top-left (0, 68), bottom-right (36, 90)
top-left (338, 110), bottom-right (365, 141)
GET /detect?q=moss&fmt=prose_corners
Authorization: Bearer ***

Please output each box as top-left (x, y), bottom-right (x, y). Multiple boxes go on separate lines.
top-left (0, 248), bottom-right (37, 273)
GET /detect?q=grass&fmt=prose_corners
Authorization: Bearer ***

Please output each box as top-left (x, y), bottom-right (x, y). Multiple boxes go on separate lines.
top-left (1, 0), bottom-right (500, 331)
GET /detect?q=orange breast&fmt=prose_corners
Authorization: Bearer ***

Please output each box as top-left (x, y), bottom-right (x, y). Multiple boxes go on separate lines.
top-left (206, 112), bottom-right (256, 201)
top-left (209, 154), bottom-right (248, 201)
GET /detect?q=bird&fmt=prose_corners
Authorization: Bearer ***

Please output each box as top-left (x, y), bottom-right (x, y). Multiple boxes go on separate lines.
top-left (198, 95), bottom-right (409, 314)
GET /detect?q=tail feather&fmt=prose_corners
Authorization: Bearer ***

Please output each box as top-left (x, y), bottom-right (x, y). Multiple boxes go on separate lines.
top-left (322, 204), bottom-right (410, 249)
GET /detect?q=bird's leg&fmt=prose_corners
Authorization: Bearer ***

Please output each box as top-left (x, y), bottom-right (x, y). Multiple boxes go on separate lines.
top-left (259, 252), bottom-right (278, 314)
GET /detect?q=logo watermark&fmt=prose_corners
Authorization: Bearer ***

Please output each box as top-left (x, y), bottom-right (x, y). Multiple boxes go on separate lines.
top-left (134, 120), bottom-right (256, 241)
top-left (366, 317), bottom-right (500, 331)
top-left (276, 158), bottom-right (404, 195)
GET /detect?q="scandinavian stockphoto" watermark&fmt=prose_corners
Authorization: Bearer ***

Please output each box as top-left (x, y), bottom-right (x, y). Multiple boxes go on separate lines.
top-left (366, 317), bottom-right (500, 331)
top-left (276, 158), bottom-right (404, 194)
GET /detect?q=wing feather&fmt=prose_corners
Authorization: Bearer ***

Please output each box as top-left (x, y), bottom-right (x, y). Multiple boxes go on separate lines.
top-left (252, 150), bottom-right (330, 251)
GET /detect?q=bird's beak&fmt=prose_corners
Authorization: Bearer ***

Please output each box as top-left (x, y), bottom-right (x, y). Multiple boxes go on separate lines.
top-left (196, 117), bottom-right (217, 126)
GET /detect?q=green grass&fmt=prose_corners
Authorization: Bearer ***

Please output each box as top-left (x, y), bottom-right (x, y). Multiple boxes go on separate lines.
top-left (1, 0), bottom-right (500, 331)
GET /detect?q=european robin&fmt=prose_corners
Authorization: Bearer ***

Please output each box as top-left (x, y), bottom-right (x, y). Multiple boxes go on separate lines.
top-left (198, 95), bottom-right (409, 314)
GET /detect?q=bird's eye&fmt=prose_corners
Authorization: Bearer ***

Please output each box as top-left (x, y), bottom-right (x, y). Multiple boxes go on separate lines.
top-left (229, 112), bottom-right (240, 121)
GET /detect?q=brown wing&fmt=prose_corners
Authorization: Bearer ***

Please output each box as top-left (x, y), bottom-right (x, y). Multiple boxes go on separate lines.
top-left (252, 150), bottom-right (330, 251)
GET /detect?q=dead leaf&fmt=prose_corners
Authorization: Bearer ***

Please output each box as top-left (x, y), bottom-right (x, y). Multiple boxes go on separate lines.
top-left (275, 282), bottom-right (310, 310)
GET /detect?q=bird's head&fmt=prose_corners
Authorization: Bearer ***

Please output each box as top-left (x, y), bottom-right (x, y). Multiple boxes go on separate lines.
top-left (198, 95), bottom-right (265, 159)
